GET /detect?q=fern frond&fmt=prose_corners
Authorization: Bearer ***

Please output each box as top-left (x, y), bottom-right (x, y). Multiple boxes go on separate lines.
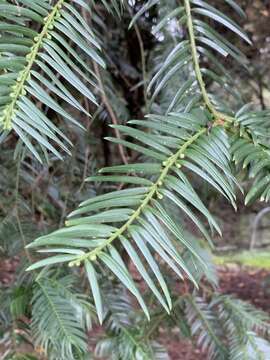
top-left (212, 294), bottom-right (270, 335)
top-left (95, 284), bottom-right (169, 360)
top-left (228, 332), bottom-right (270, 360)
top-left (144, 0), bottom-right (249, 115)
top-left (184, 294), bottom-right (227, 359)
top-left (245, 334), bottom-right (270, 360)
top-left (0, 0), bottom-right (103, 162)
top-left (210, 294), bottom-right (270, 360)
top-left (31, 275), bottom-right (92, 359)
top-left (26, 109), bottom-right (237, 318)
top-left (230, 106), bottom-right (270, 204)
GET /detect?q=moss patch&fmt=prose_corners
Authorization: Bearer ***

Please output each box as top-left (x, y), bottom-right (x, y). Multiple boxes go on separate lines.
top-left (214, 250), bottom-right (270, 269)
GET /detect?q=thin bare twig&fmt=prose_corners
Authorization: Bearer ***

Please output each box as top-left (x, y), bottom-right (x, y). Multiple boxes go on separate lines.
top-left (93, 61), bottom-right (128, 165)
top-left (128, 6), bottom-right (148, 108)
top-left (81, 6), bottom-right (128, 165)
top-left (15, 159), bottom-right (33, 263)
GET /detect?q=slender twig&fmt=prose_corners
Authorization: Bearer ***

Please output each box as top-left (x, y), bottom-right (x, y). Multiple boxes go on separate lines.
top-left (82, 7), bottom-right (129, 165)
top-left (15, 158), bottom-right (33, 263)
top-left (77, 146), bottom-right (91, 194)
top-left (93, 62), bottom-right (129, 165)
top-left (257, 77), bottom-right (266, 110)
top-left (128, 6), bottom-right (148, 109)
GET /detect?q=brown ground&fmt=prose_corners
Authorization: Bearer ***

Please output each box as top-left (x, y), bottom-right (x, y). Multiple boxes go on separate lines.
top-left (164, 266), bottom-right (270, 360)
top-left (163, 338), bottom-right (203, 360)
top-left (218, 266), bottom-right (270, 312)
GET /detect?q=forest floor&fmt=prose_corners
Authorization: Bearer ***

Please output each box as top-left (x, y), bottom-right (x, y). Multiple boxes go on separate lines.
top-left (163, 265), bottom-right (270, 359)
top-left (1, 261), bottom-right (270, 359)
